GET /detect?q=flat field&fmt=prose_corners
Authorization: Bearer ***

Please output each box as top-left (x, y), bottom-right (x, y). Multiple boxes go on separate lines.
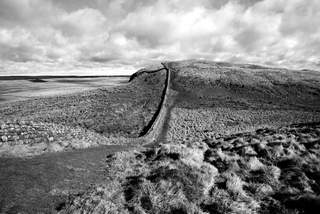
top-left (0, 77), bottom-right (128, 104)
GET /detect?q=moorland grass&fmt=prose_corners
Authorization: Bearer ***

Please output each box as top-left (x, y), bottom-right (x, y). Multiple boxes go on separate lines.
top-left (61, 60), bottom-right (320, 214)
top-left (61, 123), bottom-right (320, 214)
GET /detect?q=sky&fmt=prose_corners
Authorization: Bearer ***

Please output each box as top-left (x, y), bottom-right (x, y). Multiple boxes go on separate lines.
top-left (0, 0), bottom-right (319, 75)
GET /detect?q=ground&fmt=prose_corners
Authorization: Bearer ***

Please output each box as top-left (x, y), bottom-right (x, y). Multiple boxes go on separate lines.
top-left (62, 123), bottom-right (320, 214)
top-left (0, 70), bottom-right (166, 157)
top-left (1, 60), bottom-right (320, 213)
top-left (60, 60), bottom-right (320, 214)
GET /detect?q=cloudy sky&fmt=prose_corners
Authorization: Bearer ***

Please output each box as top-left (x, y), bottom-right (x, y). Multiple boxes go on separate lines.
top-left (0, 0), bottom-right (319, 75)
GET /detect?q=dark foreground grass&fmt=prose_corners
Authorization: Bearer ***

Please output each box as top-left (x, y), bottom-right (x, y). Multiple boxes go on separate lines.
top-left (60, 122), bottom-right (320, 214)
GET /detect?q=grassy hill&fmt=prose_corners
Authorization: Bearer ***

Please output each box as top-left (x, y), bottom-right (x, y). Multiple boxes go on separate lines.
top-left (60, 60), bottom-right (320, 214)
top-left (0, 69), bottom-right (166, 157)
top-left (165, 60), bottom-right (320, 143)
top-left (169, 60), bottom-right (320, 111)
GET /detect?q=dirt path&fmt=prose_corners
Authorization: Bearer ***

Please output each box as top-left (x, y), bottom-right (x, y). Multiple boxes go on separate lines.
top-left (0, 144), bottom-right (135, 213)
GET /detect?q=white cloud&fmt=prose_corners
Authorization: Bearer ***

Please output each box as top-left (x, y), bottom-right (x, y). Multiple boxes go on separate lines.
top-left (57, 8), bottom-right (107, 37)
top-left (0, 0), bottom-right (319, 75)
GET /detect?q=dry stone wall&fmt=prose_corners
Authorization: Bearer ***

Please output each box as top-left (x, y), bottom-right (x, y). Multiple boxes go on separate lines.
top-left (141, 63), bottom-right (172, 143)
top-left (0, 63), bottom-right (172, 157)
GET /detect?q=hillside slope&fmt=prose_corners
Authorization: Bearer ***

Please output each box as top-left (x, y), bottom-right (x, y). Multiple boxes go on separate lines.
top-left (0, 69), bottom-right (166, 157)
top-left (60, 60), bottom-right (320, 214)
top-left (165, 60), bottom-right (320, 143)
top-left (169, 60), bottom-right (320, 111)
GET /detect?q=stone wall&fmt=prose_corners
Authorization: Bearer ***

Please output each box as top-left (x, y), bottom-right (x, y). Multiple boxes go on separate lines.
top-left (141, 63), bottom-right (172, 143)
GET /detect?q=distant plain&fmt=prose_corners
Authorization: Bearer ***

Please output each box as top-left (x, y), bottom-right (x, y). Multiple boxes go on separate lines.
top-left (0, 77), bottom-right (129, 104)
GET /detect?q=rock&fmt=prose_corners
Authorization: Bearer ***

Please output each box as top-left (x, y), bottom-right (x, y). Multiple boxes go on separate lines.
top-left (19, 120), bottom-right (26, 125)
top-left (1, 136), bottom-right (8, 142)
top-left (255, 140), bottom-right (267, 151)
top-left (0, 123), bottom-right (6, 130)
top-left (250, 138), bottom-right (261, 144)
top-left (269, 165), bottom-right (281, 180)
top-left (48, 143), bottom-right (63, 152)
top-left (247, 157), bottom-right (264, 171)
top-left (234, 137), bottom-right (246, 147)
top-left (242, 146), bottom-right (257, 156)
top-left (34, 137), bottom-right (42, 143)
top-left (23, 139), bottom-right (31, 145)
top-left (201, 163), bottom-right (219, 195)
top-left (256, 184), bottom-right (273, 196)
top-left (60, 141), bottom-right (70, 147)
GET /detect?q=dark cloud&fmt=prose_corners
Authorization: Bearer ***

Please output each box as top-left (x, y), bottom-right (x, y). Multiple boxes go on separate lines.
top-left (204, 0), bottom-right (264, 9)
top-left (53, 0), bottom-right (98, 12)
top-left (90, 56), bottom-right (118, 63)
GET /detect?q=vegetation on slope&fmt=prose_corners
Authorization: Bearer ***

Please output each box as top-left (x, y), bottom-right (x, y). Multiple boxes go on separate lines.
top-left (1, 70), bottom-right (165, 138)
top-left (0, 69), bottom-right (166, 156)
top-left (164, 60), bottom-right (320, 143)
top-left (61, 123), bottom-right (320, 214)
top-left (169, 60), bottom-right (320, 111)
top-left (2, 60), bottom-right (320, 213)
top-left (60, 60), bottom-right (320, 214)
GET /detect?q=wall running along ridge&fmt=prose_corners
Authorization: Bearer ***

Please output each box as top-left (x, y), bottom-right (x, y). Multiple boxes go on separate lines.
top-left (139, 62), bottom-right (172, 143)
top-left (88, 62), bottom-right (172, 146)
top-left (0, 63), bottom-right (172, 157)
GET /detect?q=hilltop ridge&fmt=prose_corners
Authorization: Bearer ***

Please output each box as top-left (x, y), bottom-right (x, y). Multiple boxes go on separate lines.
top-left (1, 60), bottom-right (320, 213)
top-left (60, 60), bottom-right (320, 214)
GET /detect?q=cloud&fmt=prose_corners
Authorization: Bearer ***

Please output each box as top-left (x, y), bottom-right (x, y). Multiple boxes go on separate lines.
top-left (0, 0), bottom-right (319, 75)
top-left (56, 8), bottom-right (107, 37)
top-left (0, 0), bottom-right (59, 27)
top-left (0, 28), bottom-right (43, 62)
